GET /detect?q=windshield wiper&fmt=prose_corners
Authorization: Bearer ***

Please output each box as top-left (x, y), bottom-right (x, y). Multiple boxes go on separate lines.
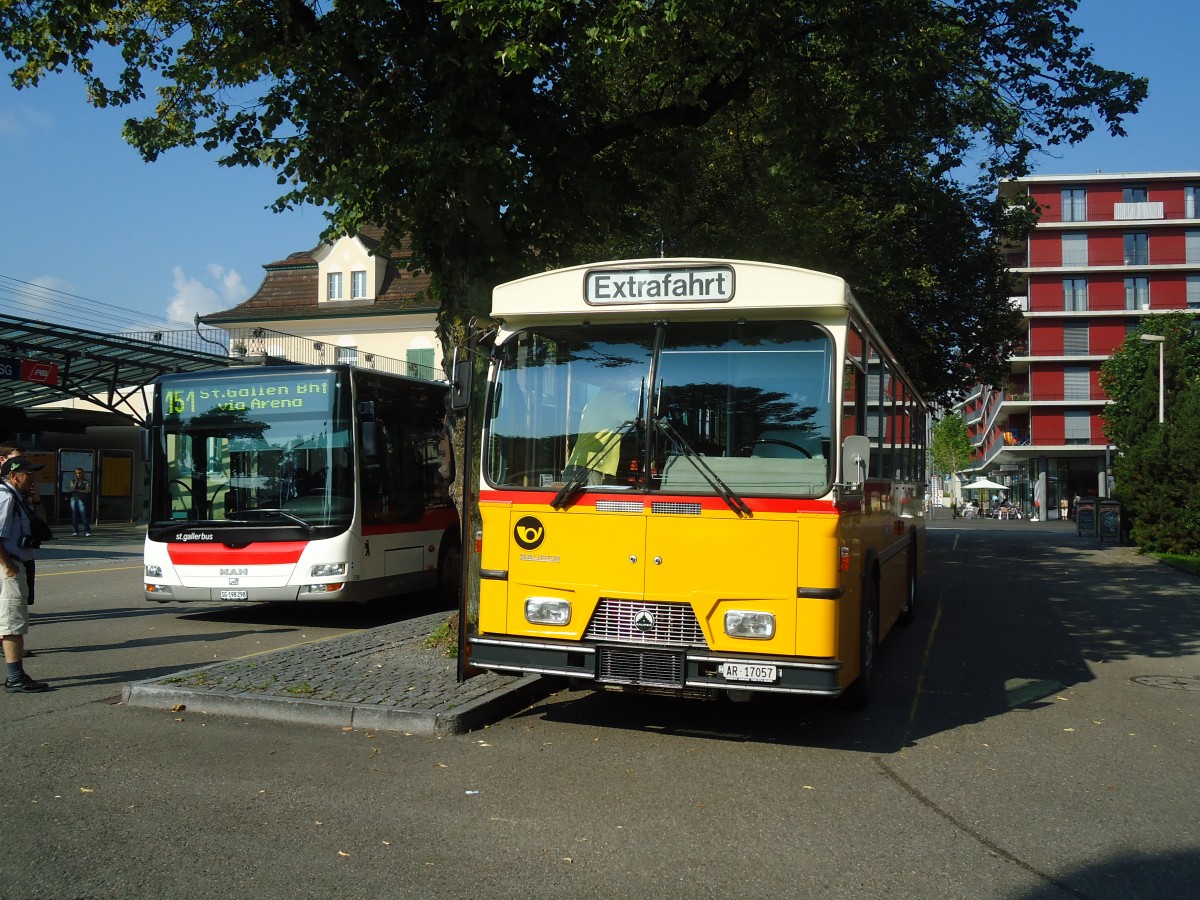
top-left (238, 507), bottom-right (316, 533)
top-left (550, 419), bottom-right (636, 509)
top-left (656, 417), bottom-right (752, 517)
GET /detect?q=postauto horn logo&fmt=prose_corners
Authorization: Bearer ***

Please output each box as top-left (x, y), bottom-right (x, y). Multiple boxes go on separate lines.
top-left (513, 516), bottom-right (545, 550)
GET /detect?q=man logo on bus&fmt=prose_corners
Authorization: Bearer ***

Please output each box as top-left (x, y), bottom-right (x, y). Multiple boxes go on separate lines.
top-left (514, 516), bottom-right (545, 550)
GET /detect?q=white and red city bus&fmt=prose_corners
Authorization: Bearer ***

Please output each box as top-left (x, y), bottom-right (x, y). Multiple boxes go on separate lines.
top-left (144, 364), bottom-right (458, 604)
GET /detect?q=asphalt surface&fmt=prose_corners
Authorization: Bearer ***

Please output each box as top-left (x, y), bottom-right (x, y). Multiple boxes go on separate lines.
top-left (108, 510), bottom-right (1154, 738)
top-left (53, 523), bottom-right (544, 734)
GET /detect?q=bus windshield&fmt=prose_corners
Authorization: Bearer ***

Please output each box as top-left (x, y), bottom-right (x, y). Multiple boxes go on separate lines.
top-left (485, 320), bottom-right (834, 497)
top-left (153, 369), bottom-right (353, 527)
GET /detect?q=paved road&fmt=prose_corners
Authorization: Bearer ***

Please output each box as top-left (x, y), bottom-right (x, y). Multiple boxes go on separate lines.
top-left (0, 520), bottom-right (1196, 898)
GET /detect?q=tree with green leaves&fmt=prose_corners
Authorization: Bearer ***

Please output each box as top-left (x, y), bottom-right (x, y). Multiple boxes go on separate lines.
top-left (2, 0), bottom-right (1144, 402)
top-left (1099, 314), bottom-right (1200, 553)
top-left (930, 411), bottom-right (974, 507)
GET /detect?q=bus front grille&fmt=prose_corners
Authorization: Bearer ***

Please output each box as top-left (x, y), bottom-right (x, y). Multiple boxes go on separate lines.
top-left (597, 646), bottom-right (684, 688)
top-left (584, 599), bottom-right (707, 646)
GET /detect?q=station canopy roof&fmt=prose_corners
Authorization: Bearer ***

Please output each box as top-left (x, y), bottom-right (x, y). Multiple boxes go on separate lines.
top-left (0, 313), bottom-right (231, 429)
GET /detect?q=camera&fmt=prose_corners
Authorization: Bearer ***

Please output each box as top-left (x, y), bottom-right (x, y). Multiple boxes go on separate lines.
top-left (19, 535), bottom-right (40, 550)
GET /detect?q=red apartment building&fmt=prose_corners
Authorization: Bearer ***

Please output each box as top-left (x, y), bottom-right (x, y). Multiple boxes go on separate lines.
top-left (956, 171), bottom-right (1200, 518)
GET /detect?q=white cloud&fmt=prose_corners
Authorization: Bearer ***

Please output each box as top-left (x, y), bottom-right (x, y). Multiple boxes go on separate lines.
top-left (166, 264), bottom-right (250, 322)
top-left (17, 275), bottom-right (78, 317)
top-left (0, 105), bottom-right (51, 138)
top-left (208, 263), bottom-right (247, 304)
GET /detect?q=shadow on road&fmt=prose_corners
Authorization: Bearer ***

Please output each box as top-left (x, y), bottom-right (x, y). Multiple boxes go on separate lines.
top-left (524, 524), bottom-right (1200, 753)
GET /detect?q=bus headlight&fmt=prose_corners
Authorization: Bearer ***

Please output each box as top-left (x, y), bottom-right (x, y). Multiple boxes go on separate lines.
top-left (724, 610), bottom-right (775, 639)
top-left (310, 562), bottom-right (348, 577)
top-left (145, 565), bottom-right (163, 578)
top-left (525, 597), bottom-right (571, 626)
top-left (302, 583), bottom-right (344, 594)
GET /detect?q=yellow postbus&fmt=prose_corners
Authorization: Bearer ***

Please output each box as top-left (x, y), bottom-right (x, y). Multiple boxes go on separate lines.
top-left (464, 258), bottom-right (926, 707)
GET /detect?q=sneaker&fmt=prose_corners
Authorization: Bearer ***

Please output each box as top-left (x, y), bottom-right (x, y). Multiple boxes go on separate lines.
top-left (85, 532), bottom-right (92, 537)
top-left (72, 532), bottom-right (80, 537)
top-left (5, 674), bottom-right (50, 693)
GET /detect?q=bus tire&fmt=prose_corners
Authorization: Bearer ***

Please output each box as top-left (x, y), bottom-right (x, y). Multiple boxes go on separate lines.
top-left (838, 572), bottom-right (879, 711)
top-left (898, 538), bottom-right (918, 627)
top-left (436, 535), bottom-right (463, 602)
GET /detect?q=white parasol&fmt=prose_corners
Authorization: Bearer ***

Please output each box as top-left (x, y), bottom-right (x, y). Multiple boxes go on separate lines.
top-left (962, 477), bottom-right (1007, 491)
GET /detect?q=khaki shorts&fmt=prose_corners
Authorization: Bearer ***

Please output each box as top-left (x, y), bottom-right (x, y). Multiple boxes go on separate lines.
top-left (0, 562), bottom-right (31, 636)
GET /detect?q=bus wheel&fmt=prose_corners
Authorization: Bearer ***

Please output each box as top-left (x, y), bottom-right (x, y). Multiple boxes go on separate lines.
top-left (898, 542), bottom-right (918, 627)
top-left (838, 576), bottom-right (879, 711)
top-left (437, 537), bottom-right (463, 602)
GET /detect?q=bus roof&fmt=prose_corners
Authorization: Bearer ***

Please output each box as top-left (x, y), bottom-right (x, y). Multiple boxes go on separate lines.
top-left (491, 258), bottom-right (861, 322)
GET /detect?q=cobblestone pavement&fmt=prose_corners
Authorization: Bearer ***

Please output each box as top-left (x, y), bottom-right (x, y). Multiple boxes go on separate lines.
top-left (123, 611), bottom-right (547, 736)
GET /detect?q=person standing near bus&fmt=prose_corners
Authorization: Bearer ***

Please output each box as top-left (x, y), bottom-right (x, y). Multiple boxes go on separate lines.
top-left (67, 467), bottom-right (92, 537)
top-left (0, 457), bottom-right (50, 692)
top-left (0, 443), bottom-right (43, 520)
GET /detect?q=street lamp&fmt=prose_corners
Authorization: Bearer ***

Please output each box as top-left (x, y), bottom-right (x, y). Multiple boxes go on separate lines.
top-left (1139, 333), bottom-right (1165, 424)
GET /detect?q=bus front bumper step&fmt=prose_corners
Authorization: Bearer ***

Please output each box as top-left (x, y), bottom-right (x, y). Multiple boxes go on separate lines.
top-left (469, 637), bottom-right (842, 696)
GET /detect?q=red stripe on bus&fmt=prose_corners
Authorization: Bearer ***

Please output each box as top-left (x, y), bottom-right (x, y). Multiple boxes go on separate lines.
top-left (167, 542), bottom-right (308, 565)
top-left (478, 489), bottom-right (836, 514)
top-left (362, 506), bottom-right (459, 536)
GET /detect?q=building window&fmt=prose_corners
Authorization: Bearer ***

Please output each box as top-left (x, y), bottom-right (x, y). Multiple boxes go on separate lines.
top-left (351, 270), bottom-right (368, 299)
top-left (1061, 233), bottom-right (1088, 267)
top-left (1186, 231), bottom-right (1200, 265)
top-left (1187, 186), bottom-right (1199, 219)
top-left (1063, 321), bottom-right (1089, 356)
top-left (1063, 278), bottom-right (1088, 311)
top-left (1123, 186), bottom-right (1148, 203)
top-left (1124, 232), bottom-right (1148, 266)
top-left (1064, 410), bottom-right (1091, 445)
top-left (1124, 277), bottom-right (1149, 311)
top-left (1063, 365), bottom-right (1090, 401)
top-left (337, 345), bottom-right (358, 366)
top-left (1061, 188), bottom-right (1087, 222)
top-left (1188, 276), bottom-right (1200, 310)
top-left (327, 272), bottom-right (343, 301)
top-left (406, 348), bottom-right (435, 380)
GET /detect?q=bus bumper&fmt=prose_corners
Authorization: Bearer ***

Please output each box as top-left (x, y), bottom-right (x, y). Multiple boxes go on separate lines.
top-left (144, 583), bottom-right (357, 603)
top-left (469, 636), bottom-right (842, 697)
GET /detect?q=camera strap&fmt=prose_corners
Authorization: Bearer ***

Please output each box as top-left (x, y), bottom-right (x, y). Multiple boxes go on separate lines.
top-left (1, 482), bottom-right (34, 525)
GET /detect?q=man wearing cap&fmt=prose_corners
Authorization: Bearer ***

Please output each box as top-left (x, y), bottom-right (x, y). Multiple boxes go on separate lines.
top-left (0, 456), bottom-right (51, 692)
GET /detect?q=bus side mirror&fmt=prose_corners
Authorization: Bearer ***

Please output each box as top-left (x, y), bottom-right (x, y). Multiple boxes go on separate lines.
top-left (449, 347), bottom-right (471, 412)
top-left (842, 435), bottom-right (870, 485)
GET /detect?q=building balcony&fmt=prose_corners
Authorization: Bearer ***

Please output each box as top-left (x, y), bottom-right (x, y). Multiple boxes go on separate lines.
top-left (1001, 391), bottom-right (1109, 405)
top-left (1012, 252), bottom-right (1200, 272)
top-left (1028, 201), bottom-right (1198, 225)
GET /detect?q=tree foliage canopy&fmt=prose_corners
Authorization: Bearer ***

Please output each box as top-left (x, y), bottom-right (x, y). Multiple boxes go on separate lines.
top-left (1, 0), bottom-right (1145, 399)
top-left (930, 412), bottom-right (975, 481)
top-left (1099, 314), bottom-right (1200, 553)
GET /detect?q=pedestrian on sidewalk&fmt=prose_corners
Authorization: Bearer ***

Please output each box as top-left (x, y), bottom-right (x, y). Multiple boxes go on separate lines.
top-left (67, 467), bottom-right (92, 537)
top-left (0, 457), bottom-right (51, 693)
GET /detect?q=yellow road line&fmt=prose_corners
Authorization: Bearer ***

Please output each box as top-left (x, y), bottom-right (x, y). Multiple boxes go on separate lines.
top-left (38, 565), bottom-right (143, 576)
top-left (905, 593), bottom-right (942, 745)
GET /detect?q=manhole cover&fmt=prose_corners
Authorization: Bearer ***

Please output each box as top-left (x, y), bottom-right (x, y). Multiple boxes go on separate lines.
top-left (1130, 676), bottom-right (1200, 691)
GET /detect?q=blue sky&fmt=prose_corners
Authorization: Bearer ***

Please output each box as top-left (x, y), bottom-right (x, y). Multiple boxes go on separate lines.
top-left (0, 0), bottom-right (1195, 333)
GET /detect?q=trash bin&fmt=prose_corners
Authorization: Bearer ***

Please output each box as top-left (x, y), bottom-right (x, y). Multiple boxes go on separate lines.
top-left (1076, 498), bottom-right (1097, 536)
top-left (1098, 499), bottom-right (1121, 543)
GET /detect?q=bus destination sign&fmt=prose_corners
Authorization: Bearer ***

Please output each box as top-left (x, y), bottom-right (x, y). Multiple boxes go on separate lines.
top-left (584, 266), bottom-right (735, 305)
top-left (163, 373), bottom-right (333, 417)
